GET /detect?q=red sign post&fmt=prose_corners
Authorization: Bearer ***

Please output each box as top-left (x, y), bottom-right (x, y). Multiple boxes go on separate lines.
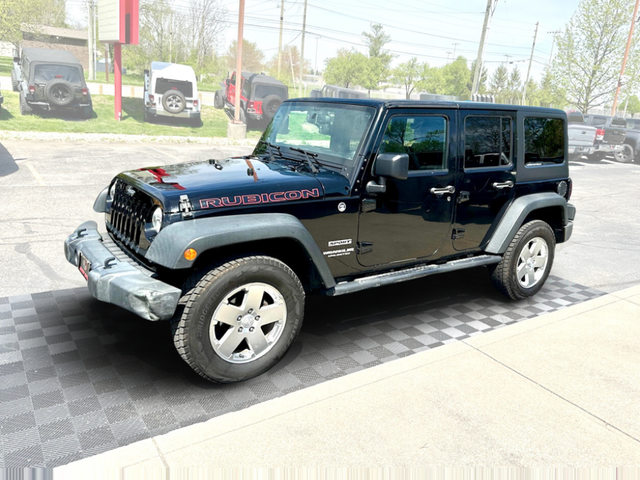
top-left (98, 0), bottom-right (139, 120)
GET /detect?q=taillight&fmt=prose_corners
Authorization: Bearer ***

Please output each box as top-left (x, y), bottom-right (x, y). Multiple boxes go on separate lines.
top-left (29, 85), bottom-right (35, 94)
top-left (149, 94), bottom-right (155, 105)
top-left (193, 99), bottom-right (198, 107)
top-left (596, 128), bottom-right (605, 141)
top-left (81, 88), bottom-right (88, 96)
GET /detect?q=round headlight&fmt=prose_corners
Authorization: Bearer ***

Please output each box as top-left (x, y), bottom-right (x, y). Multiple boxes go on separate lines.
top-left (151, 207), bottom-right (163, 233)
top-left (109, 181), bottom-right (117, 199)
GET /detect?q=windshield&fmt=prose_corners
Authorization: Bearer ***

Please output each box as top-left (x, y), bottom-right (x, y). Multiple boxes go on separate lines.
top-left (34, 64), bottom-right (82, 85)
top-left (258, 102), bottom-right (376, 171)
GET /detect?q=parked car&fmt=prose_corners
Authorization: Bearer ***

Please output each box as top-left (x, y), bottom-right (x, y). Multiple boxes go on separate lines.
top-left (582, 114), bottom-right (627, 162)
top-left (65, 99), bottom-right (575, 384)
top-left (310, 85), bottom-right (369, 99)
top-left (143, 62), bottom-right (201, 125)
top-left (13, 48), bottom-right (93, 118)
top-left (214, 71), bottom-right (288, 124)
top-left (567, 111), bottom-right (597, 161)
top-left (620, 118), bottom-right (640, 163)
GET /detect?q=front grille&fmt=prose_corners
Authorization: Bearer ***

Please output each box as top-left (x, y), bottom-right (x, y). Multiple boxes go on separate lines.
top-left (106, 181), bottom-right (154, 252)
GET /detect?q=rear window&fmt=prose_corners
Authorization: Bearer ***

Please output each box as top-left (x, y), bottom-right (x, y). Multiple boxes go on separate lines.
top-left (34, 65), bottom-right (82, 84)
top-left (254, 84), bottom-right (287, 100)
top-left (611, 117), bottom-right (627, 127)
top-left (155, 78), bottom-right (193, 97)
top-left (590, 116), bottom-right (608, 127)
top-left (524, 117), bottom-right (565, 166)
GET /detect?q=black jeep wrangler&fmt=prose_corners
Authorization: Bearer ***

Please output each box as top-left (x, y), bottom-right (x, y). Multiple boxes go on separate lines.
top-left (65, 99), bottom-right (575, 383)
top-left (214, 71), bottom-right (288, 124)
top-left (13, 48), bottom-right (93, 119)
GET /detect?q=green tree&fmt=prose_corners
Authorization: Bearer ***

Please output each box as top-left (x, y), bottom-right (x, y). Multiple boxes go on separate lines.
top-left (552, 0), bottom-right (640, 113)
top-left (489, 64), bottom-right (509, 97)
top-left (267, 45), bottom-right (309, 85)
top-left (622, 95), bottom-right (640, 115)
top-left (225, 39), bottom-right (265, 73)
top-left (538, 69), bottom-right (567, 108)
top-left (468, 60), bottom-right (488, 95)
top-left (323, 48), bottom-right (369, 88)
top-left (392, 58), bottom-right (429, 99)
top-left (0, 0), bottom-right (66, 47)
top-left (440, 56), bottom-right (471, 96)
top-left (362, 23), bottom-right (394, 89)
top-left (507, 66), bottom-right (522, 100)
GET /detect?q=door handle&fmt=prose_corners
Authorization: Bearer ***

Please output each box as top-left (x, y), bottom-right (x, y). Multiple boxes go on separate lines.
top-left (430, 186), bottom-right (455, 196)
top-left (492, 181), bottom-right (514, 190)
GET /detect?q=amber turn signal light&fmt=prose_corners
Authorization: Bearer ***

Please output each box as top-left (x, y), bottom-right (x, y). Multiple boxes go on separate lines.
top-left (184, 249), bottom-right (197, 261)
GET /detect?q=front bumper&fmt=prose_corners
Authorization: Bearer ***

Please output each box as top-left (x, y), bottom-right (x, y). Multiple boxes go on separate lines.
top-left (64, 221), bottom-right (181, 321)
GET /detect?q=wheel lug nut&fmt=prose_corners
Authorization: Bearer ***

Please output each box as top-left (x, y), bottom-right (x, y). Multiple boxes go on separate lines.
top-left (255, 316), bottom-right (260, 321)
top-left (248, 309), bottom-right (253, 314)
top-left (238, 327), bottom-right (243, 333)
top-left (237, 316), bottom-right (242, 321)
top-left (249, 327), bottom-right (254, 332)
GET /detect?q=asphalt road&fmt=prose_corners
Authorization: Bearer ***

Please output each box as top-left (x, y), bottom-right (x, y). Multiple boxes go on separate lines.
top-left (0, 139), bottom-right (639, 298)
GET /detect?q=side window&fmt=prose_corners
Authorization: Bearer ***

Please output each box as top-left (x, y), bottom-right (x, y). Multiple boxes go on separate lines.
top-left (464, 116), bottom-right (512, 169)
top-left (524, 117), bottom-right (565, 165)
top-left (379, 116), bottom-right (448, 171)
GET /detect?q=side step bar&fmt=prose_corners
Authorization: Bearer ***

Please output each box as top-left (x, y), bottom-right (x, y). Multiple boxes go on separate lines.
top-left (327, 255), bottom-right (502, 296)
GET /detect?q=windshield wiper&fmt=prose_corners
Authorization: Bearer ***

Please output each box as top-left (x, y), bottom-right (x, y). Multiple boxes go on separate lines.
top-left (289, 147), bottom-right (320, 174)
top-left (258, 140), bottom-right (283, 163)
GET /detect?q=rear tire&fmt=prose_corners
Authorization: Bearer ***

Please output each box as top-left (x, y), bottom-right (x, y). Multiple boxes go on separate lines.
top-left (19, 91), bottom-right (33, 115)
top-left (11, 71), bottom-right (18, 92)
top-left (214, 90), bottom-right (224, 109)
top-left (615, 144), bottom-right (634, 163)
top-left (489, 220), bottom-right (556, 301)
top-left (171, 256), bottom-right (305, 383)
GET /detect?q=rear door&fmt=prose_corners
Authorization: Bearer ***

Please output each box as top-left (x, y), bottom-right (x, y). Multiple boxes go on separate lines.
top-left (453, 110), bottom-right (517, 252)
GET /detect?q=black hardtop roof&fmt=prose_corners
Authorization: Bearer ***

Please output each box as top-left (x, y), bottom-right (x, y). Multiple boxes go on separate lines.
top-left (23, 47), bottom-right (83, 66)
top-left (239, 72), bottom-right (287, 87)
top-left (286, 97), bottom-right (565, 115)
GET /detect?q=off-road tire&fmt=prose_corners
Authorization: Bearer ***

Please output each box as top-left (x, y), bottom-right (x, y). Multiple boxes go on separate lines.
top-left (262, 94), bottom-right (282, 120)
top-left (615, 144), bottom-right (634, 163)
top-left (489, 220), bottom-right (556, 301)
top-left (11, 71), bottom-right (18, 92)
top-left (19, 91), bottom-right (33, 115)
top-left (45, 79), bottom-right (74, 107)
top-left (214, 90), bottom-right (224, 109)
top-left (171, 256), bottom-right (305, 383)
top-left (162, 89), bottom-right (186, 114)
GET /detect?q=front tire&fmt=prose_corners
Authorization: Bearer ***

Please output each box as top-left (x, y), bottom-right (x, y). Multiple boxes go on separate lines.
top-left (490, 220), bottom-right (556, 300)
top-left (172, 256), bottom-right (305, 383)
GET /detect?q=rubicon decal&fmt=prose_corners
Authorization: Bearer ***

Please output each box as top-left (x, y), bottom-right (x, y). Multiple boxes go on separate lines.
top-left (200, 188), bottom-right (321, 209)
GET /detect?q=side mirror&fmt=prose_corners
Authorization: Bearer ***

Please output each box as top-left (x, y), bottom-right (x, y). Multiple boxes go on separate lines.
top-left (13, 56), bottom-right (20, 64)
top-left (367, 153), bottom-right (409, 194)
top-left (374, 153), bottom-right (409, 180)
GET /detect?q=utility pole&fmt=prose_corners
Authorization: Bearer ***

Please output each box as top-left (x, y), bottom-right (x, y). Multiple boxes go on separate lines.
top-left (93, 2), bottom-right (97, 80)
top-left (547, 30), bottom-right (561, 66)
top-left (504, 54), bottom-right (512, 65)
top-left (105, 46), bottom-right (109, 82)
top-left (612, 0), bottom-right (640, 116)
top-left (87, 0), bottom-right (94, 80)
top-left (472, 0), bottom-right (498, 96)
top-left (299, 0), bottom-right (308, 96)
top-left (452, 43), bottom-right (460, 59)
top-left (522, 22), bottom-right (539, 105)
top-left (314, 36), bottom-right (319, 75)
top-left (277, 0), bottom-right (285, 76)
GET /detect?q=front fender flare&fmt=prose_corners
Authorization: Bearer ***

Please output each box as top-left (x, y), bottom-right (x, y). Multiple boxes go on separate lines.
top-left (485, 192), bottom-right (569, 254)
top-left (146, 213), bottom-right (336, 289)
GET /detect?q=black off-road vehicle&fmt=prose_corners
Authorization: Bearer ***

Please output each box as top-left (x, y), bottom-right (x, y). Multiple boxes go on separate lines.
top-left (214, 71), bottom-right (288, 124)
top-left (65, 99), bottom-right (575, 383)
top-left (13, 48), bottom-right (93, 118)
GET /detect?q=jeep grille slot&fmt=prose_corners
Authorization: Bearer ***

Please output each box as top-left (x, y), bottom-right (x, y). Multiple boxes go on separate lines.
top-left (107, 182), bottom-right (153, 251)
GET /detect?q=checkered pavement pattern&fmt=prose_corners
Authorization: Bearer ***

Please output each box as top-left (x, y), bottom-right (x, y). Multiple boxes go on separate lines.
top-left (0, 270), bottom-right (603, 469)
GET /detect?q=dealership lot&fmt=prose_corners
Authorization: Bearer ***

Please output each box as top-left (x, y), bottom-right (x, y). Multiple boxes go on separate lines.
top-left (1, 140), bottom-right (639, 468)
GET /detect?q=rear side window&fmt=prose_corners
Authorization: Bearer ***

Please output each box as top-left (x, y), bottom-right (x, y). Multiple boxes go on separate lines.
top-left (611, 117), bottom-right (627, 127)
top-left (464, 116), bottom-right (512, 169)
top-left (379, 115), bottom-right (448, 171)
top-left (155, 78), bottom-right (193, 98)
top-left (524, 117), bottom-right (565, 165)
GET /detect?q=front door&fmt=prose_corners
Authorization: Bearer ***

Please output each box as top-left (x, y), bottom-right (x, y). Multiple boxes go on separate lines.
top-left (453, 111), bottom-right (517, 251)
top-left (357, 110), bottom-right (457, 267)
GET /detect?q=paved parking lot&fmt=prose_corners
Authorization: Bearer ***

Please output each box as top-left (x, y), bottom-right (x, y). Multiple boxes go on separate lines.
top-left (0, 140), bottom-right (638, 469)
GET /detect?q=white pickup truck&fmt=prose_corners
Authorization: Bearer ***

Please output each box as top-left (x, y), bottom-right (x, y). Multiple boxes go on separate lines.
top-left (143, 62), bottom-right (201, 125)
top-left (567, 111), bottom-right (597, 161)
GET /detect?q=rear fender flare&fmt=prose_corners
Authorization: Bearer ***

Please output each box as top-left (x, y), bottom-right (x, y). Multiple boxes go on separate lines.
top-left (485, 193), bottom-right (569, 254)
top-left (146, 213), bottom-right (336, 289)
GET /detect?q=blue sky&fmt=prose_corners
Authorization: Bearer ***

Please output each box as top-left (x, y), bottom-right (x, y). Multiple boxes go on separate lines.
top-left (67, 0), bottom-right (583, 84)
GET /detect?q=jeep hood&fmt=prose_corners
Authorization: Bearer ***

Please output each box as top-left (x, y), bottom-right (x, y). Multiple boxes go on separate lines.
top-left (116, 157), bottom-right (349, 212)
